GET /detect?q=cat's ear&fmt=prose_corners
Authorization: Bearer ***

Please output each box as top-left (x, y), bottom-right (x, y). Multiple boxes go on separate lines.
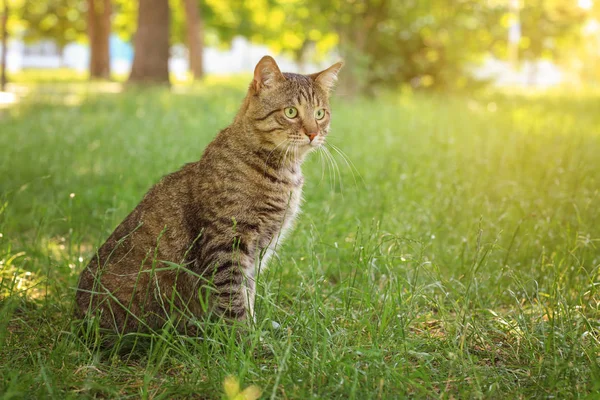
top-left (253, 56), bottom-right (285, 91)
top-left (310, 61), bottom-right (344, 92)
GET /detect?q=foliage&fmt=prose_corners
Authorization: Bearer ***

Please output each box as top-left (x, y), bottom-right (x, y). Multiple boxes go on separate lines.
top-left (516, 0), bottom-right (588, 61)
top-left (304, 0), bottom-right (594, 92)
top-left (111, 0), bottom-right (338, 62)
top-left (208, 0), bottom-right (338, 61)
top-left (329, 0), bottom-right (505, 91)
top-left (113, 0), bottom-right (191, 46)
top-left (17, 0), bottom-right (87, 49)
top-left (7, 0), bottom-right (599, 91)
top-left (1, 80), bottom-right (600, 397)
top-left (112, 0), bottom-right (137, 41)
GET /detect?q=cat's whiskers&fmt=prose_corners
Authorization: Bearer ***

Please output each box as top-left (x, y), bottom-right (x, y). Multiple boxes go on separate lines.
top-left (316, 147), bottom-right (327, 185)
top-left (292, 142), bottom-right (299, 166)
top-left (318, 145), bottom-right (336, 192)
top-left (324, 145), bottom-right (343, 194)
top-left (280, 142), bottom-right (292, 171)
top-left (326, 142), bottom-right (364, 188)
top-left (319, 147), bottom-right (333, 190)
top-left (288, 142), bottom-right (296, 168)
top-left (264, 139), bottom-right (290, 172)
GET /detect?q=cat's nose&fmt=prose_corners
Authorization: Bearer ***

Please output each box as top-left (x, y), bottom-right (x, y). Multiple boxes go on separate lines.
top-left (306, 132), bottom-right (318, 142)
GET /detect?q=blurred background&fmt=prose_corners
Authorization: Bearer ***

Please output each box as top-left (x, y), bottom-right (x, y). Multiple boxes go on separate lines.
top-left (1, 0), bottom-right (599, 95)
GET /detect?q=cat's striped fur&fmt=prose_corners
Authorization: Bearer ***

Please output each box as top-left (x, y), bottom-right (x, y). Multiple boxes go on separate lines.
top-left (75, 56), bottom-right (343, 334)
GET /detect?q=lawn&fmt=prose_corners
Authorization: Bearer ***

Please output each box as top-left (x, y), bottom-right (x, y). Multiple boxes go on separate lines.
top-left (1, 79), bottom-right (599, 399)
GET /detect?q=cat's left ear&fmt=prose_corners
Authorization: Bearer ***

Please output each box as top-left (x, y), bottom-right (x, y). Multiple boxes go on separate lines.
top-left (310, 61), bottom-right (344, 92)
top-left (253, 56), bottom-right (285, 92)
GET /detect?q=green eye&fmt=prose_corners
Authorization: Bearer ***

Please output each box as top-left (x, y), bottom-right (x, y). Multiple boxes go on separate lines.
top-left (315, 108), bottom-right (326, 120)
top-left (284, 107), bottom-right (298, 118)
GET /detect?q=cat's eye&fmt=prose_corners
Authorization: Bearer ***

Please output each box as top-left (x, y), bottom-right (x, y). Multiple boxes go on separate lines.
top-left (315, 108), bottom-right (326, 120)
top-left (284, 107), bottom-right (298, 118)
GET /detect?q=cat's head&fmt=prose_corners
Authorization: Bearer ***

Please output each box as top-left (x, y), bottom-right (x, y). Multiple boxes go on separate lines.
top-left (240, 56), bottom-right (343, 155)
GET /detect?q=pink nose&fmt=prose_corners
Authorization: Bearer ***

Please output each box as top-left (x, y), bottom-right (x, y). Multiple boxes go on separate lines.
top-left (306, 132), bottom-right (317, 142)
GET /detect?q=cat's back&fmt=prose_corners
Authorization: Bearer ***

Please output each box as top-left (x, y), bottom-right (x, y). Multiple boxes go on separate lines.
top-left (78, 130), bottom-right (237, 275)
top-left (74, 159), bottom-right (207, 324)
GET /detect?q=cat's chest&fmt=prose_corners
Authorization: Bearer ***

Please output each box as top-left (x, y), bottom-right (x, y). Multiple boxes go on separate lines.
top-left (272, 182), bottom-right (303, 223)
top-left (283, 185), bottom-right (303, 220)
top-left (259, 177), bottom-right (304, 243)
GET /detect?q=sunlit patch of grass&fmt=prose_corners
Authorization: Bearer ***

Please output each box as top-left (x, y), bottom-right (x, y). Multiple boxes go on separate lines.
top-left (0, 251), bottom-right (33, 296)
top-left (8, 68), bottom-right (89, 83)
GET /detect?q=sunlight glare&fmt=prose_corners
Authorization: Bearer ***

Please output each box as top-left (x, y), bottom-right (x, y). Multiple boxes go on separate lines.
top-left (0, 92), bottom-right (17, 108)
top-left (583, 19), bottom-right (600, 34)
top-left (579, 0), bottom-right (593, 10)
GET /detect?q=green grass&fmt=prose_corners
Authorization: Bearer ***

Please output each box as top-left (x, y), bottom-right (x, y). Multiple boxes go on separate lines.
top-left (1, 79), bottom-right (599, 399)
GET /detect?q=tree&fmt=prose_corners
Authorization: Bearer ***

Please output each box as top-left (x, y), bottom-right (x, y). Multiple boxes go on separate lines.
top-left (112, 0), bottom-right (136, 40)
top-left (501, 0), bottom-right (588, 84)
top-left (516, 0), bottom-right (587, 63)
top-left (323, 0), bottom-right (508, 94)
top-left (88, 0), bottom-right (111, 79)
top-left (128, 0), bottom-right (170, 85)
top-left (200, 0), bottom-right (337, 68)
top-left (112, 0), bottom-right (593, 92)
top-left (1, 0), bottom-right (7, 91)
top-left (18, 0), bottom-right (87, 63)
top-left (182, 0), bottom-right (203, 79)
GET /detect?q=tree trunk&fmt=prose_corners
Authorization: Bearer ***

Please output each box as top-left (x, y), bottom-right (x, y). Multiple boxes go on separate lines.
top-left (88, 0), bottom-right (111, 79)
top-left (57, 44), bottom-right (65, 68)
top-left (128, 0), bottom-right (170, 85)
top-left (336, 0), bottom-right (389, 97)
top-left (1, 1), bottom-right (8, 92)
top-left (182, 0), bottom-right (203, 79)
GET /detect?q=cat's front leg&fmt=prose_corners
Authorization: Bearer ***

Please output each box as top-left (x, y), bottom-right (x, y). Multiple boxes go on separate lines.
top-left (210, 253), bottom-right (256, 323)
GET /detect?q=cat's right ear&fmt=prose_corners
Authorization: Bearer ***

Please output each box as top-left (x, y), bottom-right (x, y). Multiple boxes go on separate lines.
top-left (253, 56), bottom-right (285, 92)
top-left (310, 61), bottom-right (344, 93)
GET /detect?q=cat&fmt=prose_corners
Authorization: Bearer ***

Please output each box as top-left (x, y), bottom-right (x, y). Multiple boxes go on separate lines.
top-left (75, 56), bottom-right (343, 334)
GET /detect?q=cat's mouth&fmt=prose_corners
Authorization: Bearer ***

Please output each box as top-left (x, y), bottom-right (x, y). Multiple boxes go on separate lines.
top-left (295, 139), bottom-right (323, 149)
top-left (309, 135), bottom-right (325, 148)
top-left (285, 134), bottom-right (324, 150)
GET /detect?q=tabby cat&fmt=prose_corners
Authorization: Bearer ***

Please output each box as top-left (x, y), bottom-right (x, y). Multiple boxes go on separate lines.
top-left (75, 56), bottom-right (343, 334)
